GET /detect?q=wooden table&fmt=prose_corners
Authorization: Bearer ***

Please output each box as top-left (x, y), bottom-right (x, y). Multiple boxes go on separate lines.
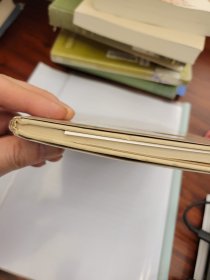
top-left (1, 1), bottom-right (210, 279)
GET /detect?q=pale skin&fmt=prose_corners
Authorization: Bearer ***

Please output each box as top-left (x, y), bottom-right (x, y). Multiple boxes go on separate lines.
top-left (0, 74), bottom-right (75, 176)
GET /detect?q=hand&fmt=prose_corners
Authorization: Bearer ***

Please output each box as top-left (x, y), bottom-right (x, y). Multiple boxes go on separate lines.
top-left (0, 74), bottom-right (75, 176)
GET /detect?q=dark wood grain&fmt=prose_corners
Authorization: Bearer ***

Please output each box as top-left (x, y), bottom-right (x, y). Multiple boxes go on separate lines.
top-left (0, 1), bottom-right (210, 279)
top-left (169, 36), bottom-right (210, 280)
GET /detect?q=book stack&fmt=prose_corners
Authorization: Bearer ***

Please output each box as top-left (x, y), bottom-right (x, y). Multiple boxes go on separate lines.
top-left (48, 0), bottom-right (209, 99)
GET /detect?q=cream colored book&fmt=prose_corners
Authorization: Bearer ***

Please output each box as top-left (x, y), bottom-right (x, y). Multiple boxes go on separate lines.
top-left (92, 0), bottom-right (210, 36)
top-left (73, 0), bottom-right (205, 64)
top-left (9, 115), bottom-right (210, 174)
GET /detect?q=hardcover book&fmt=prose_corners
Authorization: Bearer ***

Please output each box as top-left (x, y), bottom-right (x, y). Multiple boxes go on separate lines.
top-left (92, 0), bottom-right (210, 35)
top-left (73, 0), bottom-right (205, 64)
top-left (51, 61), bottom-right (187, 99)
top-left (50, 30), bottom-right (192, 86)
top-left (10, 115), bottom-right (210, 173)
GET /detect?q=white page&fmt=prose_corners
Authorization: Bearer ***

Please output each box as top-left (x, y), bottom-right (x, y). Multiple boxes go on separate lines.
top-left (0, 63), bottom-right (189, 280)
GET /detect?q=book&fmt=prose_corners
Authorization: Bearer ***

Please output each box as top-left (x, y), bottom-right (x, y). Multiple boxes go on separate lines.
top-left (10, 114), bottom-right (210, 173)
top-left (48, 0), bottom-right (81, 31)
top-left (50, 30), bottom-right (192, 86)
top-left (0, 0), bottom-right (24, 37)
top-left (0, 62), bottom-right (190, 280)
top-left (92, 0), bottom-right (210, 36)
top-left (73, 0), bottom-right (205, 64)
top-left (52, 61), bottom-right (187, 99)
top-left (48, 0), bottom-right (186, 72)
top-left (193, 194), bottom-right (210, 280)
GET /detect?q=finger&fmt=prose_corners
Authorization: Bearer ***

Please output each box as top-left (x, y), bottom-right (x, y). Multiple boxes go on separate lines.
top-left (6, 78), bottom-right (73, 112)
top-left (0, 136), bottom-right (64, 176)
top-left (31, 155), bottom-right (63, 167)
top-left (3, 75), bottom-right (60, 102)
top-left (0, 74), bottom-right (74, 120)
top-left (204, 130), bottom-right (210, 139)
top-left (32, 161), bottom-right (46, 167)
top-left (47, 155), bottom-right (63, 162)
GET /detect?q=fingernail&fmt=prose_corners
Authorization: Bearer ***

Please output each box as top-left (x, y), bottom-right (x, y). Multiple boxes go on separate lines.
top-left (46, 101), bottom-right (74, 120)
top-left (60, 102), bottom-right (75, 120)
top-left (47, 155), bottom-right (63, 162)
top-left (65, 106), bottom-right (75, 120)
top-left (32, 161), bottom-right (46, 167)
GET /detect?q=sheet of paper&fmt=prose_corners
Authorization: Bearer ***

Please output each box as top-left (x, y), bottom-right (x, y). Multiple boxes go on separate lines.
top-left (0, 151), bottom-right (174, 280)
top-left (0, 63), bottom-right (189, 280)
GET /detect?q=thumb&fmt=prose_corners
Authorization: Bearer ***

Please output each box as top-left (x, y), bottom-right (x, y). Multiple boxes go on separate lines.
top-left (0, 136), bottom-right (64, 176)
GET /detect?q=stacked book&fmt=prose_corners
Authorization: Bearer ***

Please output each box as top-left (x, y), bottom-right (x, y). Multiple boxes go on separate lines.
top-left (48, 0), bottom-right (209, 99)
top-left (0, 0), bottom-right (24, 37)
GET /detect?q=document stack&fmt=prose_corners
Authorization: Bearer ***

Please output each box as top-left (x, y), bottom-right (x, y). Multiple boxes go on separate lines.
top-left (48, 0), bottom-right (209, 99)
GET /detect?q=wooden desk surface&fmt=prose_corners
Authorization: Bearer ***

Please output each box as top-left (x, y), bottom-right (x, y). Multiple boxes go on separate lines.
top-left (0, 1), bottom-right (210, 279)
